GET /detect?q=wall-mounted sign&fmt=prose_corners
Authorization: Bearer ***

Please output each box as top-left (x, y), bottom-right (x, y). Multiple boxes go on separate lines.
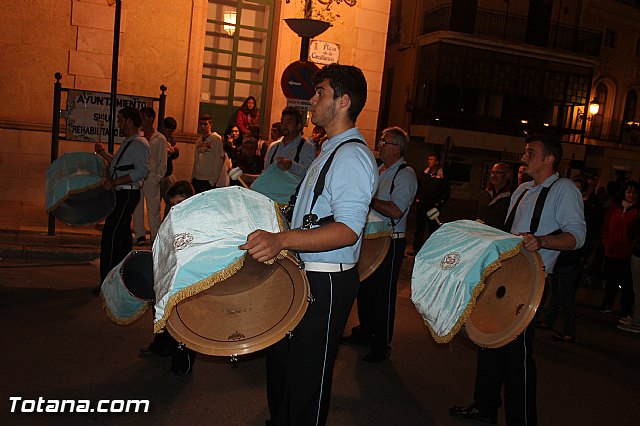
top-left (281, 61), bottom-right (320, 100)
top-left (66, 90), bottom-right (154, 143)
top-left (309, 40), bottom-right (339, 65)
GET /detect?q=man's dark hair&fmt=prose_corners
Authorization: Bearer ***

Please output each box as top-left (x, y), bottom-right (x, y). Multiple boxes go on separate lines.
top-left (140, 107), bottom-right (156, 121)
top-left (281, 106), bottom-right (303, 127)
top-left (163, 116), bottom-right (177, 130)
top-left (118, 107), bottom-right (142, 128)
top-left (312, 64), bottom-right (367, 122)
top-left (243, 136), bottom-right (258, 148)
top-left (248, 125), bottom-right (261, 139)
top-left (167, 180), bottom-right (195, 200)
top-left (198, 114), bottom-right (212, 123)
top-left (525, 134), bottom-right (563, 169)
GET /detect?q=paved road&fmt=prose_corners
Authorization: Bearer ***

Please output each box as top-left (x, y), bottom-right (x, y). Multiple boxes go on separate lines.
top-left (1, 258), bottom-right (639, 425)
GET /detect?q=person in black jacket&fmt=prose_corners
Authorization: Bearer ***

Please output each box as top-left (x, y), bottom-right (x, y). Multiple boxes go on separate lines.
top-left (411, 153), bottom-right (449, 254)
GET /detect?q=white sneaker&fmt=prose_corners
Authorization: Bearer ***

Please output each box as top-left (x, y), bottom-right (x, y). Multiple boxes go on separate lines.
top-left (617, 323), bottom-right (640, 334)
top-left (618, 316), bottom-right (633, 325)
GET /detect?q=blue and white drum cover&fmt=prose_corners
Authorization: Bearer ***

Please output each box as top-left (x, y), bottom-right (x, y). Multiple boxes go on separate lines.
top-left (45, 152), bottom-right (115, 225)
top-left (249, 163), bottom-right (302, 204)
top-left (152, 186), bottom-right (287, 332)
top-left (101, 250), bottom-right (154, 325)
top-left (411, 220), bottom-right (523, 343)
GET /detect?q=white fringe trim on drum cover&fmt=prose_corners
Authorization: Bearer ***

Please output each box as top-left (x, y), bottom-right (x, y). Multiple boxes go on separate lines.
top-left (153, 200), bottom-right (288, 334)
top-left (425, 243), bottom-right (521, 344)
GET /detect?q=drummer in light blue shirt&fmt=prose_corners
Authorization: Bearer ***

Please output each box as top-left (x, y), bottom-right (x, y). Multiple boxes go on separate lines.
top-left (240, 64), bottom-right (377, 426)
top-left (345, 126), bottom-right (417, 363)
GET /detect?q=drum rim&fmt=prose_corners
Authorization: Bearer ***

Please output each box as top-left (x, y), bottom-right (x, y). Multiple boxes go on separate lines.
top-left (165, 253), bottom-right (309, 356)
top-left (464, 247), bottom-right (545, 348)
top-left (357, 236), bottom-right (391, 282)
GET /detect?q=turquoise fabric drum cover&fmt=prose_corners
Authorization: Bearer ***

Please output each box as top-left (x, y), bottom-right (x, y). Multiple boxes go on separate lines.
top-left (45, 152), bottom-right (115, 226)
top-left (249, 163), bottom-right (302, 204)
top-left (152, 186), bottom-right (288, 333)
top-left (411, 220), bottom-right (523, 343)
top-left (101, 250), bottom-right (154, 325)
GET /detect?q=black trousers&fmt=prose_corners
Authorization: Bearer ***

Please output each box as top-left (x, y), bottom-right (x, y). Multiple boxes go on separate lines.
top-left (266, 268), bottom-right (359, 426)
top-left (602, 257), bottom-right (634, 316)
top-left (473, 321), bottom-right (537, 426)
top-left (356, 238), bottom-right (406, 355)
top-left (100, 189), bottom-right (140, 282)
top-left (413, 205), bottom-right (438, 252)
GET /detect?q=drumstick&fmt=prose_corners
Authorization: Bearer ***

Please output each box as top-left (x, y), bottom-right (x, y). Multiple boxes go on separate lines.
top-left (427, 208), bottom-right (443, 226)
top-left (229, 167), bottom-right (250, 189)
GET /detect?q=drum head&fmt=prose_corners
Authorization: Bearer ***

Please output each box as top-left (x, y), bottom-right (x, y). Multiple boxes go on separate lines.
top-left (53, 186), bottom-right (115, 226)
top-left (357, 236), bottom-right (391, 281)
top-left (465, 248), bottom-right (545, 348)
top-left (166, 254), bottom-right (309, 356)
top-left (122, 251), bottom-right (155, 301)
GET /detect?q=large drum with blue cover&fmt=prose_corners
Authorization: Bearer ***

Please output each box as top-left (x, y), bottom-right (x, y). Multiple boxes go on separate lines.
top-left (45, 152), bottom-right (115, 225)
top-left (411, 220), bottom-right (545, 348)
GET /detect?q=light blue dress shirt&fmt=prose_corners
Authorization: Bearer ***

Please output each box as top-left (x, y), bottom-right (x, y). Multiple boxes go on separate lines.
top-left (508, 173), bottom-right (586, 273)
top-left (109, 132), bottom-right (150, 189)
top-left (374, 159), bottom-right (417, 233)
top-left (291, 127), bottom-right (378, 263)
top-left (263, 134), bottom-right (316, 178)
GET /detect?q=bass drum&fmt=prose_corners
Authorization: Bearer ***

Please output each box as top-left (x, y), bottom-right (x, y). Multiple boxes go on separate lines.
top-left (465, 247), bottom-right (545, 348)
top-left (357, 236), bottom-right (391, 281)
top-left (45, 152), bottom-right (115, 226)
top-left (166, 253), bottom-right (309, 357)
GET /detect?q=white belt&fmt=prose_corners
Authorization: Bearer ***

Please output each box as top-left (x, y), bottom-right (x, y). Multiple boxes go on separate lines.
top-left (116, 185), bottom-right (139, 190)
top-left (303, 262), bottom-right (356, 273)
top-left (391, 232), bottom-right (405, 239)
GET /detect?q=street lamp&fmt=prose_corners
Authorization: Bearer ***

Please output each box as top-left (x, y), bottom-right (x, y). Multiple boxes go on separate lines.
top-left (578, 97), bottom-right (601, 121)
top-left (223, 11), bottom-right (237, 37)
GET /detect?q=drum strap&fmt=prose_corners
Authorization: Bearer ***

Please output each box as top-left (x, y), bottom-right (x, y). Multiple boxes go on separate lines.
top-left (111, 138), bottom-right (136, 177)
top-left (269, 137), bottom-right (307, 165)
top-left (389, 163), bottom-right (407, 229)
top-left (503, 177), bottom-right (559, 233)
top-left (298, 138), bottom-right (366, 228)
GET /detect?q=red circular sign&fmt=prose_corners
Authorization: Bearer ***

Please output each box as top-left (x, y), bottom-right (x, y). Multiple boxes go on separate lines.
top-left (281, 61), bottom-right (320, 100)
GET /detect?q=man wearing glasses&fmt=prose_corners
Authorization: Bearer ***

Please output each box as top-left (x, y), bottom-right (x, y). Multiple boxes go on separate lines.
top-left (344, 126), bottom-right (417, 363)
top-left (475, 162), bottom-right (513, 229)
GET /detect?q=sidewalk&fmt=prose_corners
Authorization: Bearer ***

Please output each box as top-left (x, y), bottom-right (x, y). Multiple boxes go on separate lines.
top-left (0, 201), bottom-right (101, 261)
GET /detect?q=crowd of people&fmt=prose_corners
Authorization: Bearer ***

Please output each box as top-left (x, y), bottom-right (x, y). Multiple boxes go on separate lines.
top-left (90, 62), bottom-right (638, 426)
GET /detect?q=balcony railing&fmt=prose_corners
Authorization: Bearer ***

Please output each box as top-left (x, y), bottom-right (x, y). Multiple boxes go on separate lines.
top-left (422, 5), bottom-right (602, 57)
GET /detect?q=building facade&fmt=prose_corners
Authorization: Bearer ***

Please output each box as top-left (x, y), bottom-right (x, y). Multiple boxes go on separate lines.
top-left (379, 0), bottom-right (640, 203)
top-left (0, 0), bottom-right (390, 219)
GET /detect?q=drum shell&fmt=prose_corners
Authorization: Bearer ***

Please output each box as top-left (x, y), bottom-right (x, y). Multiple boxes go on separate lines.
top-left (465, 247), bottom-right (545, 348)
top-left (357, 236), bottom-right (391, 281)
top-left (101, 250), bottom-right (154, 325)
top-left (166, 254), bottom-right (309, 357)
top-left (45, 152), bottom-right (115, 226)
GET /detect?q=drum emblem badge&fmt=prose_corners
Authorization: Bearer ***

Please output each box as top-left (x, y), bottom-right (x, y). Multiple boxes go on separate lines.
top-left (440, 252), bottom-right (461, 270)
top-left (173, 233), bottom-right (194, 251)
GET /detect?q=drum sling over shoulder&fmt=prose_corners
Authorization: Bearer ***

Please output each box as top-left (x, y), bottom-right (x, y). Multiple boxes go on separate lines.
top-left (388, 163), bottom-right (407, 230)
top-left (268, 137), bottom-right (307, 166)
top-left (111, 138), bottom-right (136, 177)
top-left (503, 176), bottom-right (560, 235)
top-left (300, 138), bottom-right (366, 229)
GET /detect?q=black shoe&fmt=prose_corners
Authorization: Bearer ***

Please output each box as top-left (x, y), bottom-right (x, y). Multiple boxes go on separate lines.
top-left (340, 334), bottom-right (370, 347)
top-left (170, 345), bottom-right (195, 376)
top-left (361, 350), bottom-right (390, 364)
top-left (449, 404), bottom-right (497, 424)
top-left (551, 333), bottom-right (575, 343)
